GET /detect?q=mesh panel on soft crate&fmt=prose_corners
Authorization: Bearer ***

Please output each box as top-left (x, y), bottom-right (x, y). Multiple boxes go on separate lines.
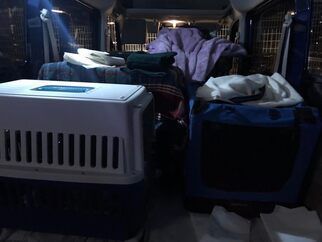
top-left (308, 0), bottom-right (322, 75)
top-left (249, 0), bottom-right (295, 75)
top-left (201, 121), bottom-right (299, 192)
top-left (0, 0), bottom-right (25, 63)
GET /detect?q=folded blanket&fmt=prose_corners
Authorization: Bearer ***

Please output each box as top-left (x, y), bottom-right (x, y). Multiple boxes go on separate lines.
top-left (148, 28), bottom-right (247, 82)
top-left (38, 61), bottom-right (187, 122)
top-left (126, 52), bottom-right (177, 72)
top-left (196, 73), bottom-right (303, 108)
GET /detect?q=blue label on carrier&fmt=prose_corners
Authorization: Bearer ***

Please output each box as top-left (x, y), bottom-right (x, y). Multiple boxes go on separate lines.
top-left (33, 85), bottom-right (94, 93)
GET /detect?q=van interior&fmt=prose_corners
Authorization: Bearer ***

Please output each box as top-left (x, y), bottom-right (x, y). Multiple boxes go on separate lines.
top-left (0, 0), bottom-right (322, 241)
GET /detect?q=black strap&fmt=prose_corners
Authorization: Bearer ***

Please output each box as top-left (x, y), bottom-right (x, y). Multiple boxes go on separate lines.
top-left (230, 86), bottom-right (266, 104)
top-left (192, 86), bottom-right (266, 114)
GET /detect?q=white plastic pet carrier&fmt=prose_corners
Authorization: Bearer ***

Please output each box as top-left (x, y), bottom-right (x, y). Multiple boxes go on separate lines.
top-left (0, 79), bottom-right (153, 185)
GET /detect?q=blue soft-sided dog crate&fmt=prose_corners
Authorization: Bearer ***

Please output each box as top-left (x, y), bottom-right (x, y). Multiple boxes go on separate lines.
top-left (185, 87), bottom-right (321, 211)
top-left (184, 0), bottom-right (322, 213)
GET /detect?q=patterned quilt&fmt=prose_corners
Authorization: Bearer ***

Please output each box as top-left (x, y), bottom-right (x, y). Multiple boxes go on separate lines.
top-left (38, 61), bottom-right (188, 123)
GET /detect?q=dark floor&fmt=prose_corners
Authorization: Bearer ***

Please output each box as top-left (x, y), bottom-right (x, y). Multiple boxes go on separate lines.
top-left (0, 181), bottom-right (210, 242)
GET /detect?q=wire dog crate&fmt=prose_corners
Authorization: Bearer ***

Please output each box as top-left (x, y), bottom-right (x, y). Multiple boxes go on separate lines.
top-left (0, 80), bottom-right (154, 240)
top-left (308, 0), bottom-right (322, 75)
top-left (248, 0), bottom-right (295, 75)
top-left (50, 0), bottom-right (99, 58)
top-left (0, 0), bottom-right (25, 63)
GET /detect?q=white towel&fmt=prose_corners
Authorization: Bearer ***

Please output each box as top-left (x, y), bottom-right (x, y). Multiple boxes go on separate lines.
top-left (63, 52), bottom-right (108, 69)
top-left (260, 206), bottom-right (322, 242)
top-left (77, 48), bottom-right (125, 66)
top-left (196, 73), bottom-right (303, 108)
top-left (200, 206), bottom-right (250, 242)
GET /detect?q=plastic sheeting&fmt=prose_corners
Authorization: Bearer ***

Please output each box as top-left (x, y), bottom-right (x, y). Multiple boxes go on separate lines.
top-left (255, 206), bottom-right (322, 242)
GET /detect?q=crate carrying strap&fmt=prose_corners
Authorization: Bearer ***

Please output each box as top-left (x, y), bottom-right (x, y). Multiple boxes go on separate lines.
top-left (40, 9), bottom-right (59, 63)
top-left (274, 12), bottom-right (293, 77)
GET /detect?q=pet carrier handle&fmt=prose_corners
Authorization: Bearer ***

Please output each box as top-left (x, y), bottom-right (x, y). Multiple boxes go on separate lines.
top-left (40, 9), bottom-right (60, 63)
top-left (274, 12), bottom-right (293, 77)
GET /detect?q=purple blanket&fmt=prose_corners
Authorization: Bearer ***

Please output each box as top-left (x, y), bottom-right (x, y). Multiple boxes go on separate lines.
top-left (148, 28), bottom-right (247, 82)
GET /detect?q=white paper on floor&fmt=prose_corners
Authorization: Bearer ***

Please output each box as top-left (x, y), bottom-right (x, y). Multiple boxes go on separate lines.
top-left (200, 206), bottom-right (251, 242)
top-left (256, 206), bottom-right (322, 242)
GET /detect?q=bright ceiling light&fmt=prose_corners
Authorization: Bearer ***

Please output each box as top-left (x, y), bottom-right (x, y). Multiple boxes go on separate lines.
top-left (164, 20), bottom-right (186, 28)
top-left (51, 9), bottom-right (65, 14)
